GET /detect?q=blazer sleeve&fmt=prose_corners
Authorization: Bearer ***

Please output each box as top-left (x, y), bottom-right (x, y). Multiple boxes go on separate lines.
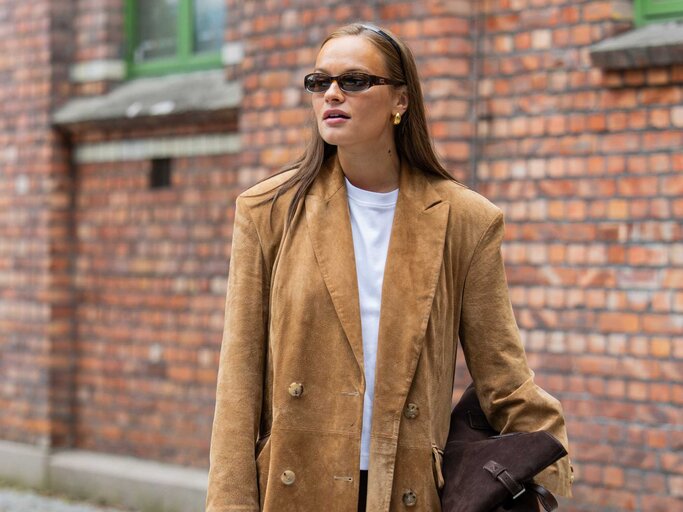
top-left (458, 209), bottom-right (573, 497)
top-left (206, 197), bottom-right (268, 511)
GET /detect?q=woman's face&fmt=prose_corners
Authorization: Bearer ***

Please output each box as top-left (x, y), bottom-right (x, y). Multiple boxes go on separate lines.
top-left (311, 35), bottom-right (407, 153)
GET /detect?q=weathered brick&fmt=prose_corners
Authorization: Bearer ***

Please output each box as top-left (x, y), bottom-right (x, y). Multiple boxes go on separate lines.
top-left (1, 3), bottom-right (680, 509)
top-left (642, 494), bottom-right (683, 512)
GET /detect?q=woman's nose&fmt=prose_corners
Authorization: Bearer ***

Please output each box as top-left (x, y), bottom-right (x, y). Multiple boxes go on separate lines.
top-left (324, 79), bottom-right (344, 102)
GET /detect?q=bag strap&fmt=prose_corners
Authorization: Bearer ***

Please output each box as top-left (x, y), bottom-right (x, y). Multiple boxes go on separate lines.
top-left (483, 461), bottom-right (525, 499)
top-left (527, 483), bottom-right (559, 511)
top-left (483, 462), bottom-right (560, 511)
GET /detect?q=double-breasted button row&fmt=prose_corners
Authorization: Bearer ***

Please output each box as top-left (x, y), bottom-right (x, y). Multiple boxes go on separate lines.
top-left (404, 402), bottom-right (419, 419)
top-left (281, 469), bottom-right (296, 485)
top-left (402, 489), bottom-right (417, 507)
top-left (400, 402), bottom-right (419, 508)
top-left (288, 382), bottom-right (304, 397)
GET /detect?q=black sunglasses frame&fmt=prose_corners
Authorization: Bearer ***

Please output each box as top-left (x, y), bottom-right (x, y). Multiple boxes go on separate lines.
top-left (304, 72), bottom-right (405, 93)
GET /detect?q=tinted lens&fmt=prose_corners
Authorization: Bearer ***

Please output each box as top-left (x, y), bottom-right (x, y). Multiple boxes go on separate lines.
top-left (304, 72), bottom-right (374, 93)
top-left (338, 73), bottom-right (372, 92)
top-left (305, 73), bottom-right (330, 92)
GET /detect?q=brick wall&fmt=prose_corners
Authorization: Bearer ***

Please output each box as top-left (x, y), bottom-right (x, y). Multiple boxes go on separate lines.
top-left (0, 0), bottom-right (74, 448)
top-left (66, 114), bottom-right (239, 466)
top-left (72, 151), bottom-right (240, 466)
top-left (234, 0), bottom-right (373, 185)
top-left (71, 0), bottom-right (126, 96)
top-left (472, 1), bottom-right (683, 511)
top-left (0, 1), bottom-right (681, 510)
top-left (234, 0), bottom-right (474, 183)
top-left (74, 0), bottom-right (124, 63)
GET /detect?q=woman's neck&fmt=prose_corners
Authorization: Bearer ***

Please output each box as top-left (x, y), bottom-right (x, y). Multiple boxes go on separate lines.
top-left (338, 145), bottom-right (401, 192)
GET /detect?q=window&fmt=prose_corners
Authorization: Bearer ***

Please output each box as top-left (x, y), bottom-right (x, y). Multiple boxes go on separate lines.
top-left (150, 158), bottom-right (172, 189)
top-left (124, 0), bottom-right (225, 77)
top-left (635, 0), bottom-right (683, 26)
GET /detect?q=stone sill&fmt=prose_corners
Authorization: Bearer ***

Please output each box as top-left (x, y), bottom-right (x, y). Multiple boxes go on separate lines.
top-left (53, 69), bottom-right (241, 128)
top-left (590, 20), bottom-right (683, 69)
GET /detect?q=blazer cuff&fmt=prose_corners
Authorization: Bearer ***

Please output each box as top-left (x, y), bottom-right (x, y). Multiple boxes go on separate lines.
top-left (533, 455), bottom-right (574, 498)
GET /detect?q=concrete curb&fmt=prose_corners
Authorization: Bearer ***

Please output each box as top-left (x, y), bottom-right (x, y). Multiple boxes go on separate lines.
top-left (0, 441), bottom-right (50, 488)
top-left (0, 441), bottom-right (207, 512)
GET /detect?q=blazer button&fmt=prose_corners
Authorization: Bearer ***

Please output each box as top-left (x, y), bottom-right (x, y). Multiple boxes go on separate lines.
top-left (404, 403), bottom-right (419, 419)
top-left (402, 489), bottom-right (417, 507)
top-left (288, 382), bottom-right (304, 397)
top-left (281, 470), bottom-right (296, 485)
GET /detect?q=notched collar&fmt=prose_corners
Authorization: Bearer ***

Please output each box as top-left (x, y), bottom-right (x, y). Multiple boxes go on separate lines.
top-left (308, 154), bottom-right (446, 212)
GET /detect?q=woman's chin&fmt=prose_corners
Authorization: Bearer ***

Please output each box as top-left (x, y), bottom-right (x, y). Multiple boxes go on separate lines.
top-left (321, 133), bottom-right (349, 147)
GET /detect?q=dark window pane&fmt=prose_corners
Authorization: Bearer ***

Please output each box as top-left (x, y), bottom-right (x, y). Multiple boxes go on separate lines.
top-left (134, 0), bottom-right (179, 62)
top-left (150, 158), bottom-right (172, 188)
top-left (193, 0), bottom-right (225, 54)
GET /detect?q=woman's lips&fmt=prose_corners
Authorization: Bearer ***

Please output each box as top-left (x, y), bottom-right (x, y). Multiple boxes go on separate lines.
top-left (324, 116), bottom-right (349, 126)
top-left (323, 109), bottom-right (350, 126)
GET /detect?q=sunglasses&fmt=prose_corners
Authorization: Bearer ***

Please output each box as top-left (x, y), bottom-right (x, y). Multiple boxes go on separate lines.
top-left (304, 72), bottom-right (405, 93)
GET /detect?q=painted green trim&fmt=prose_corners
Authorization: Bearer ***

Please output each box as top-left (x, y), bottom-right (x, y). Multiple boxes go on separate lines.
top-left (123, 0), bottom-right (135, 69)
top-left (124, 0), bottom-right (223, 78)
top-left (179, 0), bottom-right (193, 59)
top-left (635, 0), bottom-right (683, 26)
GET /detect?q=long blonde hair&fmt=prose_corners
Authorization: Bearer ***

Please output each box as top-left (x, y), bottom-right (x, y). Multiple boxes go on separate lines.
top-left (265, 23), bottom-right (459, 225)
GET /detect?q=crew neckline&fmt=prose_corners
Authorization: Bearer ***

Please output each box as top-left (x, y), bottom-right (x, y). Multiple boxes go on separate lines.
top-left (344, 177), bottom-right (399, 207)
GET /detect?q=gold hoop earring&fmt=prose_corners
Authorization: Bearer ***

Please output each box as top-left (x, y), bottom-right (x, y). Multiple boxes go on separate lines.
top-left (393, 112), bottom-right (402, 126)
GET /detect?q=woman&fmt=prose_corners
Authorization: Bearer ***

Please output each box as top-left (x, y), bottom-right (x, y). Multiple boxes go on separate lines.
top-left (206, 23), bottom-right (572, 512)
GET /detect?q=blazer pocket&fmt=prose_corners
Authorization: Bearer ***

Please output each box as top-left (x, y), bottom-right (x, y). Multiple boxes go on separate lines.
top-left (256, 431), bottom-right (271, 462)
top-left (256, 432), bottom-right (272, 509)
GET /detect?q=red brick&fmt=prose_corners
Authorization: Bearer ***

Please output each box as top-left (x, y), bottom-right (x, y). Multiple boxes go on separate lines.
top-left (607, 199), bottom-right (629, 218)
top-left (651, 338), bottom-right (672, 358)
top-left (627, 245), bottom-right (668, 266)
top-left (649, 108), bottom-right (671, 128)
top-left (675, 292), bottom-right (683, 312)
top-left (664, 269), bottom-right (683, 287)
top-left (627, 381), bottom-right (648, 401)
top-left (661, 452), bottom-right (683, 474)
top-left (640, 86), bottom-right (682, 105)
top-left (642, 494), bottom-right (683, 512)
top-left (644, 473), bottom-right (668, 493)
top-left (623, 69), bottom-right (646, 86)
top-left (646, 430), bottom-right (668, 449)
top-left (2, 2), bottom-right (680, 509)
top-left (618, 177), bottom-right (658, 196)
top-left (672, 106), bottom-right (683, 127)
top-left (661, 175), bottom-right (683, 196)
top-left (603, 466), bottom-right (625, 487)
top-left (647, 68), bottom-right (671, 85)
top-left (649, 153), bottom-right (672, 172)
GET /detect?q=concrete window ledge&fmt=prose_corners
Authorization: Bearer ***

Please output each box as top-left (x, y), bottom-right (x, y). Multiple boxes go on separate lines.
top-left (0, 440), bottom-right (207, 512)
top-left (53, 69), bottom-right (242, 127)
top-left (589, 20), bottom-right (683, 69)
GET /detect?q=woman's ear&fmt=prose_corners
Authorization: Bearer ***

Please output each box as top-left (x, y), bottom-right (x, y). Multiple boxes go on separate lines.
top-left (394, 85), bottom-right (409, 115)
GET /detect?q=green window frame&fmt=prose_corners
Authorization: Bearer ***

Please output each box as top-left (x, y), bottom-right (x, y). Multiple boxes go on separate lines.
top-left (124, 0), bottom-right (224, 78)
top-left (635, 0), bottom-right (683, 26)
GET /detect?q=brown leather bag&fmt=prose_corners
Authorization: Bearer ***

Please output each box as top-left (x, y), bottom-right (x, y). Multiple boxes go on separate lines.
top-left (440, 383), bottom-right (567, 512)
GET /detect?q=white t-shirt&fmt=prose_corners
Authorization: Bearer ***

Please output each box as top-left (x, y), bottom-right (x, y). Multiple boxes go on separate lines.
top-left (344, 176), bottom-right (399, 470)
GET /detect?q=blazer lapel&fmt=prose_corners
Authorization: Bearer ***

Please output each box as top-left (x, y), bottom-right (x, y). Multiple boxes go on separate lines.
top-left (304, 156), bottom-right (451, 418)
top-left (366, 161), bottom-right (450, 511)
top-left (305, 158), bottom-right (365, 374)
top-left (373, 161), bottom-right (450, 419)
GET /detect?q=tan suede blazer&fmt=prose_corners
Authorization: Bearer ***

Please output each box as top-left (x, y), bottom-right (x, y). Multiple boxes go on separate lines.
top-left (206, 157), bottom-right (572, 512)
